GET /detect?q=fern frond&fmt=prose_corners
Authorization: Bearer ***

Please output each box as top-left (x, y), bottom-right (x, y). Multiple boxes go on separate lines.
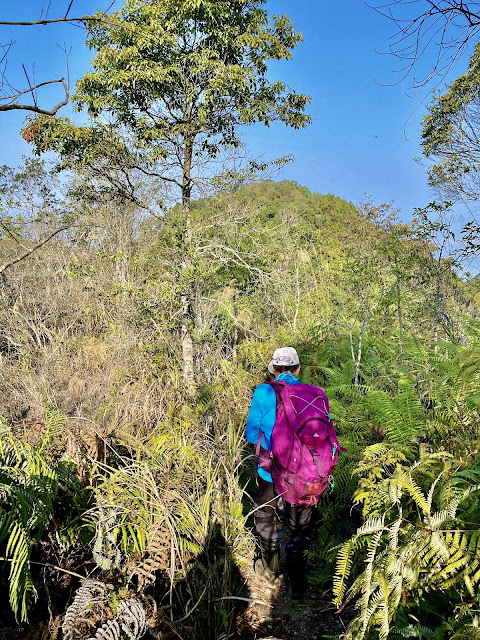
top-left (394, 468), bottom-right (429, 515)
top-left (358, 516), bottom-right (386, 537)
top-left (5, 521), bottom-right (34, 622)
top-left (333, 539), bottom-right (356, 606)
top-left (42, 406), bottom-right (65, 451)
top-left (446, 485), bottom-right (480, 518)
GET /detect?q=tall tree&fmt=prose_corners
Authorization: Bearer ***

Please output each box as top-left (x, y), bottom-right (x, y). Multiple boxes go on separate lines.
top-left (28, 0), bottom-right (310, 396)
top-left (418, 45), bottom-right (480, 258)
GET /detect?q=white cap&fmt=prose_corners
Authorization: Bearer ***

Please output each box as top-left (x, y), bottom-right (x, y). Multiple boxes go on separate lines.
top-left (271, 347), bottom-right (300, 367)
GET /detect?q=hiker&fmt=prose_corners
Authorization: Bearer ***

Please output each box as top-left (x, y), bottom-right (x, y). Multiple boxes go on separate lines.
top-left (246, 347), bottom-right (341, 601)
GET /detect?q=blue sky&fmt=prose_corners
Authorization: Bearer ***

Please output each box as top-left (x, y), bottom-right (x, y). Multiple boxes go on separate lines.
top-left (0, 1), bottom-right (474, 221)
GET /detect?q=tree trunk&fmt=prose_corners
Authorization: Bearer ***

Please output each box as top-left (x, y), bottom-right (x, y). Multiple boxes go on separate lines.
top-left (396, 278), bottom-right (403, 348)
top-left (180, 136), bottom-right (196, 398)
top-left (433, 270), bottom-right (441, 352)
top-left (351, 308), bottom-right (373, 386)
top-left (432, 250), bottom-right (443, 353)
top-left (293, 264), bottom-right (300, 334)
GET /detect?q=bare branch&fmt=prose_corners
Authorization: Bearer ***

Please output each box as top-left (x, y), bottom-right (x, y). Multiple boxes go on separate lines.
top-left (369, 1), bottom-right (480, 89)
top-left (0, 2), bottom-right (117, 28)
top-left (0, 226), bottom-right (68, 275)
top-left (0, 1), bottom-right (115, 114)
top-left (0, 77), bottom-right (69, 114)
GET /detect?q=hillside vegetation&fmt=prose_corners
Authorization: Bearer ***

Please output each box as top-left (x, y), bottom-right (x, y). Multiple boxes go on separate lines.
top-left (1, 1), bottom-right (480, 637)
top-left (1, 173), bottom-right (480, 639)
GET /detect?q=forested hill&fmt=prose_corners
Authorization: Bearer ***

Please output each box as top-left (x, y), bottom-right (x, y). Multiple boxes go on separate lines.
top-left (1, 175), bottom-right (480, 639)
top-left (187, 179), bottom-right (480, 347)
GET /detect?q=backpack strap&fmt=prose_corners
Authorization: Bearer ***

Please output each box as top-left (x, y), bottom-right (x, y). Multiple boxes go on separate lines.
top-left (256, 426), bottom-right (273, 475)
top-left (255, 426), bottom-right (271, 457)
top-left (269, 381), bottom-right (318, 428)
top-left (255, 384), bottom-right (280, 458)
top-left (277, 383), bottom-right (300, 426)
top-left (255, 382), bottom-right (283, 462)
top-left (267, 381), bottom-right (289, 424)
top-left (274, 382), bottom-right (332, 424)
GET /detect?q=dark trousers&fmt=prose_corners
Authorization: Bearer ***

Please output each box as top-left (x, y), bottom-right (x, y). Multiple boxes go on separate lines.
top-left (253, 475), bottom-right (313, 551)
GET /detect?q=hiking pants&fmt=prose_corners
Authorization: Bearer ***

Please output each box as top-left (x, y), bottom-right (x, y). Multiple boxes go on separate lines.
top-left (253, 475), bottom-right (313, 551)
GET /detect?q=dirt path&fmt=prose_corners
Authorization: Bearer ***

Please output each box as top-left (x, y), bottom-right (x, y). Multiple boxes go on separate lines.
top-left (238, 567), bottom-right (345, 639)
top-left (235, 518), bottom-right (351, 640)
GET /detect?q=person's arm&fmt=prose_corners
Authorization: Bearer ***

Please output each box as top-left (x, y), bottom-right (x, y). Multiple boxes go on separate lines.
top-left (246, 384), bottom-right (276, 446)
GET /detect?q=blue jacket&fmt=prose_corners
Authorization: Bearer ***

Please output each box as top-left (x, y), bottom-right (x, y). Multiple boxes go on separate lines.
top-left (246, 372), bottom-right (302, 482)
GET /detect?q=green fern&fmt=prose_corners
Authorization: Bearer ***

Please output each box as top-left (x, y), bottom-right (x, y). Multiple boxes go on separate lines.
top-left (0, 432), bottom-right (76, 621)
top-left (334, 451), bottom-right (480, 640)
top-left (390, 624), bottom-right (447, 639)
top-left (364, 387), bottom-right (425, 451)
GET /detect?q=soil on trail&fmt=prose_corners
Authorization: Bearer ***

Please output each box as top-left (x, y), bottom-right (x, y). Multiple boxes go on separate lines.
top-left (236, 516), bottom-right (351, 640)
top-left (237, 565), bottom-right (346, 640)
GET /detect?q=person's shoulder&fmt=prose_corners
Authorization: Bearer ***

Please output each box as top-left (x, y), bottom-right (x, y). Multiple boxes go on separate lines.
top-left (254, 382), bottom-right (275, 392)
top-left (252, 383), bottom-right (276, 399)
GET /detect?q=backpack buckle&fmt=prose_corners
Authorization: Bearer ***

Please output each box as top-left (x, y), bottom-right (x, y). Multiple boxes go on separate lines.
top-left (328, 475), bottom-right (335, 492)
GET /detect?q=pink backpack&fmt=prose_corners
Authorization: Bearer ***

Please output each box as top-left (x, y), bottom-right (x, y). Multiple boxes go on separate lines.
top-left (256, 381), bottom-right (343, 506)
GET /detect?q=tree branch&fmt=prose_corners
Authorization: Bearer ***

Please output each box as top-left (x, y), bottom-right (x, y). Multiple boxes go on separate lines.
top-left (0, 77), bottom-right (69, 114)
top-left (369, 0), bottom-right (480, 89)
top-left (0, 1), bottom-right (117, 27)
top-left (0, 226), bottom-right (68, 275)
top-left (0, 2), bottom-right (115, 114)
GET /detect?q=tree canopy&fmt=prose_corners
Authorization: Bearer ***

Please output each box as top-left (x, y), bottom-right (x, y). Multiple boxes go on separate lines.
top-left (25, 0), bottom-right (311, 396)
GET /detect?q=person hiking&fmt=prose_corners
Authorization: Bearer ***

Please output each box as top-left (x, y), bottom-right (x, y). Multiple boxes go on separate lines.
top-left (246, 347), bottom-right (341, 601)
